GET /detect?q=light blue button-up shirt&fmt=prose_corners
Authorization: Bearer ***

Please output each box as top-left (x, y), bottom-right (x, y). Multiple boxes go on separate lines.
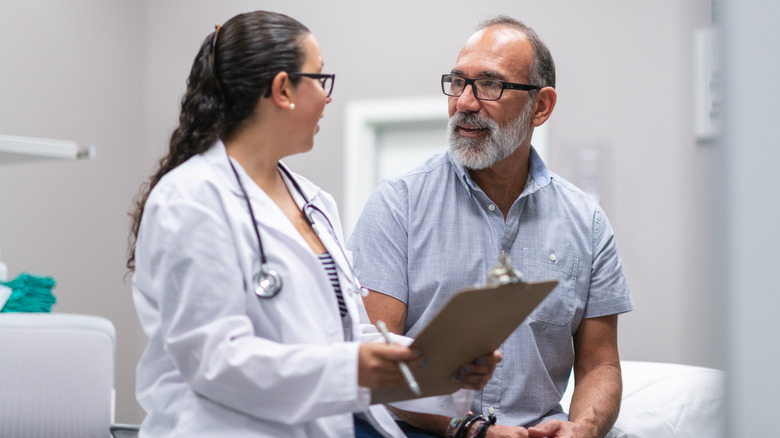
top-left (348, 147), bottom-right (634, 427)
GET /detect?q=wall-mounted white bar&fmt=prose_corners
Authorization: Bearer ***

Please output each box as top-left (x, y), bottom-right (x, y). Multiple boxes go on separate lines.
top-left (0, 134), bottom-right (95, 165)
top-left (0, 135), bottom-right (96, 286)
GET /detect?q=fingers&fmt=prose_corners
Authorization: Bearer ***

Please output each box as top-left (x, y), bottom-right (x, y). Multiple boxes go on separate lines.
top-left (361, 346), bottom-right (503, 391)
top-left (379, 343), bottom-right (420, 362)
top-left (479, 349), bottom-right (502, 366)
top-left (526, 420), bottom-right (562, 437)
top-left (488, 424), bottom-right (530, 438)
top-left (358, 343), bottom-right (422, 389)
top-left (454, 350), bottom-right (502, 390)
top-left (455, 367), bottom-right (493, 390)
top-left (358, 351), bottom-right (402, 388)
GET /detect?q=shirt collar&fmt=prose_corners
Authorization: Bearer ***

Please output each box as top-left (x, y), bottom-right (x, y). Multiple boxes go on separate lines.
top-left (448, 145), bottom-right (553, 197)
top-left (447, 149), bottom-right (478, 192)
top-left (526, 146), bottom-right (553, 192)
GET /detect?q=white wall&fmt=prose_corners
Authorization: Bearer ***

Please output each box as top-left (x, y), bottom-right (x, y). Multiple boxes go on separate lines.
top-left (0, 0), bottom-right (146, 422)
top-left (546, 1), bottom-right (721, 367)
top-left (1, 0), bottom-right (723, 423)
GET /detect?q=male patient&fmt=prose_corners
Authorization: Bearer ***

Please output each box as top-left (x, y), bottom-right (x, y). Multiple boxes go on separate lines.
top-left (348, 16), bottom-right (634, 438)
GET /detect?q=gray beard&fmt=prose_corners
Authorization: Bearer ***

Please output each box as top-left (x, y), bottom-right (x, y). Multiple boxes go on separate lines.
top-left (448, 102), bottom-right (533, 170)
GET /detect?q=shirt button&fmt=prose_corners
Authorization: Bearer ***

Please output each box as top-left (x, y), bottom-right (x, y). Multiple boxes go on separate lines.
top-left (488, 204), bottom-right (496, 211)
top-left (550, 253), bottom-right (557, 262)
top-left (488, 407), bottom-right (495, 415)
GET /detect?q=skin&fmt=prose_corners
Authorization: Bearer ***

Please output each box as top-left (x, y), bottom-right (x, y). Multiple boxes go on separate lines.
top-left (224, 33), bottom-right (497, 393)
top-left (224, 33), bottom-right (331, 255)
top-left (363, 25), bottom-right (622, 438)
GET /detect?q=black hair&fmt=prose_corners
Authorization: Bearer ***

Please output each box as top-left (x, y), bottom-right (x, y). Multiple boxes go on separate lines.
top-left (127, 11), bottom-right (310, 271)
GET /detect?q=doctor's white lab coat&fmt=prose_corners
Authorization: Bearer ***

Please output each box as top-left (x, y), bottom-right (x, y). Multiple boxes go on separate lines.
top-left (132, 142), bottom-right (407, 437)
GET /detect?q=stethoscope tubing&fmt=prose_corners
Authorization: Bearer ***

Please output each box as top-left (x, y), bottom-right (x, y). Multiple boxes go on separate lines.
top-left (226, 150), bottom-right (365, 299)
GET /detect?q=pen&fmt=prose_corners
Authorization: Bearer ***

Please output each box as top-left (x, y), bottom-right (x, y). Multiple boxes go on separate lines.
top-left (376, 320), bottom-right (422, 396)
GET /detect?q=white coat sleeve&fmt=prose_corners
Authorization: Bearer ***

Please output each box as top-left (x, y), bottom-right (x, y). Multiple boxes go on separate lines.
top-left (137, 195), bottom-right (366, 425)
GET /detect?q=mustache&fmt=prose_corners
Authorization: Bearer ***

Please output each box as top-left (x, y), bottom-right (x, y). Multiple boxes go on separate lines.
top-left (449, 111), bottom-right (495, 130)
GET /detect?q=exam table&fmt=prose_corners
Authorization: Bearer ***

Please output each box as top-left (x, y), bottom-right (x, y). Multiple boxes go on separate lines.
top-left (561, 360), bottom-right (726, 437)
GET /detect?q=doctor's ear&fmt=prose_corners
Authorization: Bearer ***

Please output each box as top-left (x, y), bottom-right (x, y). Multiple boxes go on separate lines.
top-left (267, 71), bottom-right (295, 110)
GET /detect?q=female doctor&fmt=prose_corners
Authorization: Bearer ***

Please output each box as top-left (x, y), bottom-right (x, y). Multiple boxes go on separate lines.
top-left (126, 11), bottom-right (499, 438)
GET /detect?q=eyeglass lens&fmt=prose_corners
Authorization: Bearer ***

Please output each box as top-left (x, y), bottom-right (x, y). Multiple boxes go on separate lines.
top-left (321, 76), bottom-right (334, 97)
top-left (442, 75), bottom-right (503, 100)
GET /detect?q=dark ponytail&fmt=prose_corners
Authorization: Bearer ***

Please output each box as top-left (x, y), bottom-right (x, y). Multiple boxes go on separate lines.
top-left (127, 11), bottom-right (310, 271)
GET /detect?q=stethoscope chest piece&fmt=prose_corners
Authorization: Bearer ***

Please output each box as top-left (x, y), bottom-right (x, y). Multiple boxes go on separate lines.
top-left (254, 269), bottom-right (282, 298)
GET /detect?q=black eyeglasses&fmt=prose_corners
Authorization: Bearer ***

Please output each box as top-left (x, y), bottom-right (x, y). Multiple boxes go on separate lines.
top-left (289, 73), bottom-right (335, 97)
top-left (441, 74), bottom-right (540, 101)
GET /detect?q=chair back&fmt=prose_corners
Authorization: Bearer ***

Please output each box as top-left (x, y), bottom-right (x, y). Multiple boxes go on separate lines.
top-left (0, 313), bottom-right (116, 438)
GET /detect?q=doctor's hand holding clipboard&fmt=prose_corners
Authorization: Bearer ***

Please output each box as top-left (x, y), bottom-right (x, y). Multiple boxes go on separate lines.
top-left (126, 10), bottom-right (498, 438)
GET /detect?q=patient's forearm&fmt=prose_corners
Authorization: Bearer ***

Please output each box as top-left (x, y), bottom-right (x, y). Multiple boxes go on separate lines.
top-left (388, 406), bottom-right (450, 436)
top-left (569, 361), bottom-right (622, 437)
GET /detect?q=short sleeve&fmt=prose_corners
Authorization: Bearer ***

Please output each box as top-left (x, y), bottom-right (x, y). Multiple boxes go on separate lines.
top-left (584, 207), bottom-right (634, 318)
top-left (348, 180), bottom-right (410, 304)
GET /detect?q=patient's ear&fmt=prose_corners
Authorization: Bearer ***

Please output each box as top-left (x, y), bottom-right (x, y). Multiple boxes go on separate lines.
top-left (532, 87), bottom-right (557, 127)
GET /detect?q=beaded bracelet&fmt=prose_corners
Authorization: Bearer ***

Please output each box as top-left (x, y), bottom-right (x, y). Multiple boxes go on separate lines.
top-left (455, 414), bottom-right (483, 438)
top-left (445, 417), bottom-right (462, 438)
top-left (467, 419), bottom-right (487, 438)
top-left (446, 414), bottom-right (476, 438)
top-left (475, 413), bottom-right (497, 438)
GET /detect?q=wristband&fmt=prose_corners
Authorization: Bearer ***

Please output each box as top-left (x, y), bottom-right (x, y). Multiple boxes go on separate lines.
top-left (455, 414), bottom-right (483, 438)
top-left (467, 419), bottom-right (487, 438)
top-left (475, 413), bottom-right (497, 438)
top-left (445, 417), bottom-right (461, 438)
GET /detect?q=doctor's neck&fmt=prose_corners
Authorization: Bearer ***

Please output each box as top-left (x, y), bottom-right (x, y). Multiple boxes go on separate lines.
top-left (224, 92), bottom-right (304, 190)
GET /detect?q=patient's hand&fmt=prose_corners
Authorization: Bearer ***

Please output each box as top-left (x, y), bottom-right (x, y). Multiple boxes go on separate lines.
top-left (478, 424), bottom-right (530, 438)
top-left (453, 349), bottom-right (502, 390)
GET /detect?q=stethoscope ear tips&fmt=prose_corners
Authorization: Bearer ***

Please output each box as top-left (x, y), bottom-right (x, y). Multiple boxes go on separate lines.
top-left (254, 269), bottom-right (283, 298)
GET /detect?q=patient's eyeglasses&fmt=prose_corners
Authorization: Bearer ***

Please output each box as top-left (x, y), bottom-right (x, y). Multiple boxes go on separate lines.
top-left (441, 74), bottom-right (540, 101)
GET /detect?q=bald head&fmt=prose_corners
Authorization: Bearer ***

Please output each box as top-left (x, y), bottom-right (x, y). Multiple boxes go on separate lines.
top-left (472, 16), bottom-right (556, 90)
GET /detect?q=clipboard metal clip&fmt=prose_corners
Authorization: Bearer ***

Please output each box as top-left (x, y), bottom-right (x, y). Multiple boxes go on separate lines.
top-left (486, 251), bottom-right (523, 286)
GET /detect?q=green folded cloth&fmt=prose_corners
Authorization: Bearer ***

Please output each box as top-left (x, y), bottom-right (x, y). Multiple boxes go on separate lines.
top-left (0, 272), bottom-right (57, 313)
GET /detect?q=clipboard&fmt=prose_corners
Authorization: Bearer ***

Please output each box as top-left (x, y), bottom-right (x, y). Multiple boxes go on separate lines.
top-left (371, 279), bottom-right (558, 404)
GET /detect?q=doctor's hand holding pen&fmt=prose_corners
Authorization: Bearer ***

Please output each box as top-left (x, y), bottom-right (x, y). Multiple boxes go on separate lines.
top-left (358, 343), bottom-right (422, 389)
top-left (357, 342), bottom-right (502, 391)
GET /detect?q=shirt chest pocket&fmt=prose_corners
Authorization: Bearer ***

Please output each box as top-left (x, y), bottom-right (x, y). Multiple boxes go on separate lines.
top-left (522, 248), bottom-right (579, 326)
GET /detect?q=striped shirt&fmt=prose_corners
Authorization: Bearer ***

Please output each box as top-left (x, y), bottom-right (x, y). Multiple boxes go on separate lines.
top-left (318, 252), bottom-right (348, 318)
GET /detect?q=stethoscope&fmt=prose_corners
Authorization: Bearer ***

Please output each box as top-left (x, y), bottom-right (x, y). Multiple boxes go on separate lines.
top-left (226, 151), bottom-right (369, 299)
